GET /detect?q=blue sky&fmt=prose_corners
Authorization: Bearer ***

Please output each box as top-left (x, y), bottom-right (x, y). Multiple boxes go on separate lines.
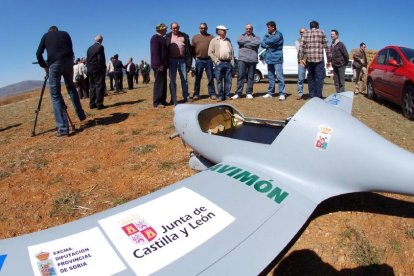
top-left (0, 0), bottom-right (413, 88)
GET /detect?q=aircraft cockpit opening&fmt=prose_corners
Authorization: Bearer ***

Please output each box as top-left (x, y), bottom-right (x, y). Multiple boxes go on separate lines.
top-left (197, 105), bottom-right (285, 144)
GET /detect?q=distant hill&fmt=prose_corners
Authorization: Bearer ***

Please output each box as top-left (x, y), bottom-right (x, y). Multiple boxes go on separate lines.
top-left (0, 80), bottom-right (44, 97)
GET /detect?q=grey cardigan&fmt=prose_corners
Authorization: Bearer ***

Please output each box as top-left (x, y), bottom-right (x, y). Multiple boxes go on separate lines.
top-left (237, 33), bottom-right (260, 63)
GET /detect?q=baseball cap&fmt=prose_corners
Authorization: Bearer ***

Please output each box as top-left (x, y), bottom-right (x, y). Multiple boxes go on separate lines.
top-left (156, 23), bottom-right (167, 31)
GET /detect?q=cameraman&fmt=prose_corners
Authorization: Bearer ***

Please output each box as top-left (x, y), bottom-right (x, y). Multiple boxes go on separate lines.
top-left (36, 25), bottom-right (86, 137)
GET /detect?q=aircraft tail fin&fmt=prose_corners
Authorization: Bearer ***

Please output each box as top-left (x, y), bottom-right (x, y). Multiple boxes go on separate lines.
top-left (324, 92), bottom-right (354, 114)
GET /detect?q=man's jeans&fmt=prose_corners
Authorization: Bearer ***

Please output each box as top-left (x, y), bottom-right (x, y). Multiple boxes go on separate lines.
top-left (297, 63), bottom-right (306, 96)
top-left (307, 61), bottom-right (325, 98)
top-left (214, 61), bottom-right (232, 99)
top-left (236, 61), bottom-right (256, 95)
top-left (333, 65), bottom-right (346, 93)
top-left (194, 59), bottom-right (215, 96)
top-left (169, 58), bottom-right (189, 104)
top-left (267, 63), bottom-right (286, 96)
top-left (114, 73), bottom-right (123, 91)
top-left (48, 58), bottom-right (85, 133)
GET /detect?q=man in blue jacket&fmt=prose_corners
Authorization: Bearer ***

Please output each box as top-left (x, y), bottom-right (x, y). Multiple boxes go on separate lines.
top-left (261, 21), bottom-right (287, 101)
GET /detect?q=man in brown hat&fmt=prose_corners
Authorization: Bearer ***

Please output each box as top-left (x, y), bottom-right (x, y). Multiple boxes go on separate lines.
top-left (150, 23), bottom-right (168, 108)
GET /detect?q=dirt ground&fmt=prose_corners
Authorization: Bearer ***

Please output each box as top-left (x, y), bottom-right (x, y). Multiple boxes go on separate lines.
top-left (0, 76), bottom-right (413, 275)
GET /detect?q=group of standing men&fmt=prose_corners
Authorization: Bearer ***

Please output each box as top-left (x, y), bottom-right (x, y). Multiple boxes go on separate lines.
top-left (36, 21), bottom-right (369, 136)
top-left (36, 27), bottom-right (108, 136)
top-left (36, 25), bottom-right (155, 136)
top-left (296, 21), bottom-right (368, 98)
top-left (36, 26), bottom-right (129, 137)
top-left (150, 19), bottom-right (369, 109)
top-left (150, 20), bottom-right (290, 108)
top-left (106, 56), bottom-right (151, 92)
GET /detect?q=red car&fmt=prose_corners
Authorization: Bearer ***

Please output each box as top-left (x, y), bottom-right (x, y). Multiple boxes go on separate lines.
top-left (367, 45), bottom-right (414, 119)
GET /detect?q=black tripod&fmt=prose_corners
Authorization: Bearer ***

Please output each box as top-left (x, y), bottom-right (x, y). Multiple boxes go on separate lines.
top-left (31, 73), bottom-right (75, 137)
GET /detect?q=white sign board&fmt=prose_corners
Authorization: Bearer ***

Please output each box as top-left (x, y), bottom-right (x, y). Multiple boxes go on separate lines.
top-left (99, 187), bottom-right (235, 275)
top-left (28, 227), bottom-right (126, 276)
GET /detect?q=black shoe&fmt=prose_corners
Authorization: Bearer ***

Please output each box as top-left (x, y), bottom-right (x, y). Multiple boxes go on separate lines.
top-left (97, 105), bottom-right (107, 110)
top-left (55, 131), bottom-right (68, 137)
top-left (90, 104), bottom-right (97, 109)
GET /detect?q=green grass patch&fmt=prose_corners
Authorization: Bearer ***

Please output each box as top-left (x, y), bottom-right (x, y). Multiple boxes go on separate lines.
top-left (112, 197), bottom-right (129, 206)
top-left (49, 175), bottom-right (64, 184)
top-left (338, 226), bottom-right (382, 266)
top-left (132, 128), bottom-right (144, 135)
top-left (130, 164), bottom-right (141, 171)
top-left (50, 190), bottom-right (80, 217)
top-left (158, 161), bottom-right (174, 170)
top-left (0, 138), bottom-right (11, 145)
top-left (117, 137), bottom-right (128, 144)
top-left (114, 130), bottom-right (125, 135)
top-left (85, 165), bottom-right (100, 173)
top-left (130, 144), bottom-right (155, 154)
top-left (406, 228), bottom-right (414, 239)
top-left (0, 170), bottom-right (11, 180)
top-left (389, 238), bottom-right (402, 253)
top-left (34, 157), bottom-right (48, 170)
top-left (146, 130), bottom-right (169, 136)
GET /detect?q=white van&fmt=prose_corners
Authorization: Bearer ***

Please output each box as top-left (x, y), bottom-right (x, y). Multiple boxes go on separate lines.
top-left (326, 60), bottom-right (355, 82)
top-left (254, 46), bottom-right (332, 83)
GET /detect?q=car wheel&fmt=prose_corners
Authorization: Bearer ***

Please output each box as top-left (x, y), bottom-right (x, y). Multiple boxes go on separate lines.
top-left (402, 84), bottom-right (414, 119)
top-left (254, 71), bottom-right (261, 83)
top-left (367, 79), bottom-right (376, 100)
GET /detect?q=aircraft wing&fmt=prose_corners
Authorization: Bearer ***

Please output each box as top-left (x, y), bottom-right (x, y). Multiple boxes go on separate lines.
top-left (0, 161), bottom-right (316, 275)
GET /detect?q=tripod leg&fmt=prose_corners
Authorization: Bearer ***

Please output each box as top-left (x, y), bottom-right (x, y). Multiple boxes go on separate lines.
top-left (65, 107), bottom-right (76, 133)
top-left (31, 75), bottom-right (48, 137)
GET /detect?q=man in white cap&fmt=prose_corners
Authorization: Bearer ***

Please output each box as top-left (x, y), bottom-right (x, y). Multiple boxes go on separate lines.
top-left (208, 25), bottom-right (234, 101)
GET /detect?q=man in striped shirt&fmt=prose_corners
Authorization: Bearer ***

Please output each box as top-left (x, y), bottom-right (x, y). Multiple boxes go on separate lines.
top-left (298, 21), bottom-right (331, 98)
